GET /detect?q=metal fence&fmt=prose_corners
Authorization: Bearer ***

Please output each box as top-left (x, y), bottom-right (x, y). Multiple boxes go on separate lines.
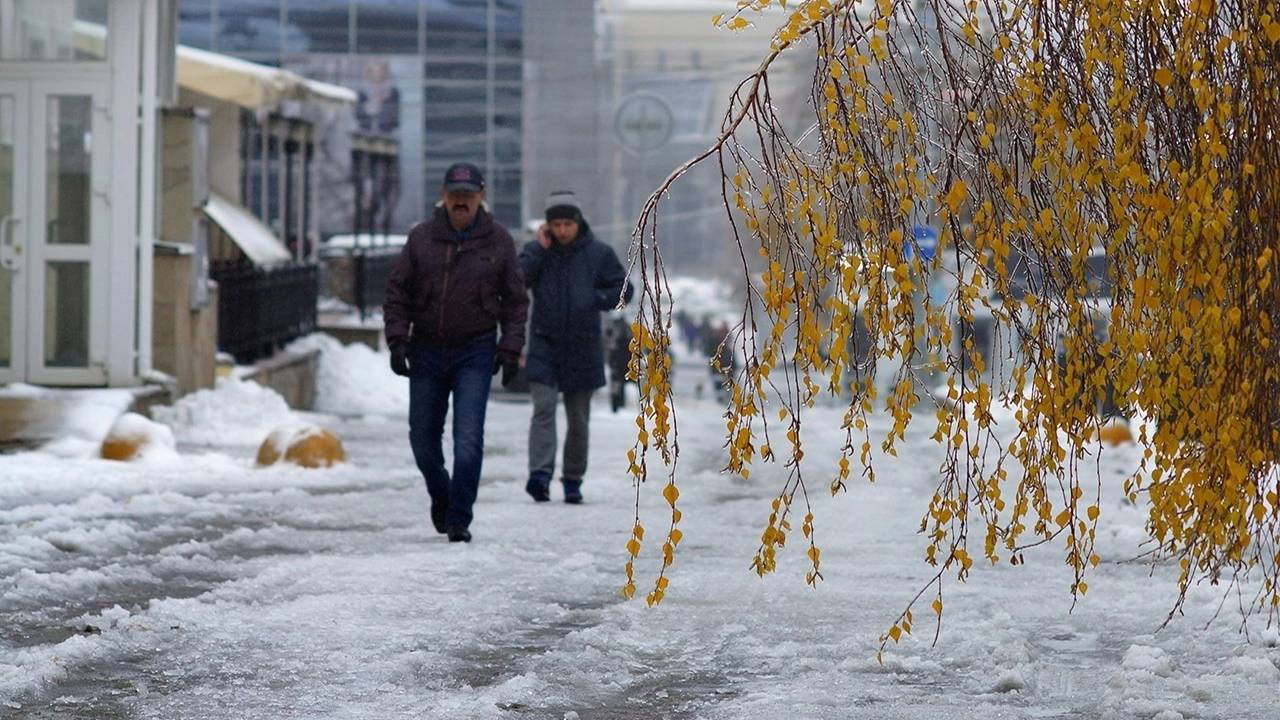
top-left (351, 247), bottom-right (399, 320)
top-left (212, 260), bottom-right (319, 363)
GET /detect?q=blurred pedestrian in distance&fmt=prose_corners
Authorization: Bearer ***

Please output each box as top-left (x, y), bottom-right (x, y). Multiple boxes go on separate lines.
top-left (697, 315), bottom-right (713, 355)
top-left (675, 309), bottom-right (698, 354)
top-left (705, 320), bottom-right (736, 403)
top-left (383, 162), bottom-right (528, 543)
top-left (605, 313), bottom-right (633, 413)
top-left (520, 191), bottom-right (631, 504)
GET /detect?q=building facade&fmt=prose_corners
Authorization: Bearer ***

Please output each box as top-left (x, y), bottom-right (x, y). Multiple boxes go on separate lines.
top-left (1, 0), bottom-right (174, 387)
top-left (176, 0), bottom-right (525, 234)
top-left (595, 0), bottom-right (810, 274)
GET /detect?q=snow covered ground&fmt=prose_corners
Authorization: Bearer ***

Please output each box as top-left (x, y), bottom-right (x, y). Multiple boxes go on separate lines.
top-left (1, 339), bottom-right (1278, 719)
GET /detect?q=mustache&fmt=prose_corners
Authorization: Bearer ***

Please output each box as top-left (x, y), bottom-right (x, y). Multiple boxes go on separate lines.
top-left (451, 204), bottom-right (470, 211)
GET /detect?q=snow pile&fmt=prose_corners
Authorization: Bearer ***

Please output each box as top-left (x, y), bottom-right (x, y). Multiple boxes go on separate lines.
top-left (153, 377), bottom-right (296, 447)
top-left (100, 413), bottom-right (178, 463)
top-left (58, 392), bottom-right (137, 442)
top-left (0, 383), bottom-right (46, 398)
top-left (287, 333), bottom-right (407, 416)
top-left (1260, 626), bottom-right (1280, 648)
top-left (1121, 644), bottom-right (1176, 677)
top-left (22, 387), bottom-right (138, 458)
top-left (0, 632), bottom-right (115, 703)
top-left (986, 637), bottom-right (1035, 693)
top-left (1223, 653), bottom-right (1280, 683)
top-left (1220, 641), bottom-right (1280, 684)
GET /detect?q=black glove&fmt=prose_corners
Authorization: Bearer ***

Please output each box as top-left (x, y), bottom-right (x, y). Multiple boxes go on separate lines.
top-left (390, 343), bottom-right (410, 377)
top-left (493, 350), bottom-right (520, 387)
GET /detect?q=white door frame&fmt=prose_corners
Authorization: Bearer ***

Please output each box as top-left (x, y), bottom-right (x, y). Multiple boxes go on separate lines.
top-left (25, 77), bottom-right (111, 385)
top-left (0, 0), bottom-right (158, 387)
top-left (0, 80), bottom-right (30, 385)
top-left (0, 74), bottom-right (112, 386)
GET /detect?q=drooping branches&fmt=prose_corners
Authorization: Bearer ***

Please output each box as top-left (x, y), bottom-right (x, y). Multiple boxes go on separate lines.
top-left (623, 0), bottom-right (1280, 654)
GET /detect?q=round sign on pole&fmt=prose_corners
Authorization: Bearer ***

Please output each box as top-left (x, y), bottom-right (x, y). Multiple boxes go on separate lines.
top-left (614, 93), bottom-right (673, 154)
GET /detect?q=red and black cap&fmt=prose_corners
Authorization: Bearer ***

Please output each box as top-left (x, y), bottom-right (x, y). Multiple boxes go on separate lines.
top-left (443, 162), bottom-right (484, 193)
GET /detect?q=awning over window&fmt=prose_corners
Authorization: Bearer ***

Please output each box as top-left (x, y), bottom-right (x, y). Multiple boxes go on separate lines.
top-left (203, 193), bottom-right (292, 266)
top-left (177, 45), bottom-right (358, 112)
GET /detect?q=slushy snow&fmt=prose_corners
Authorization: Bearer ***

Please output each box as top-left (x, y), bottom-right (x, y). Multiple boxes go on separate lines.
top-left (2, 320), bottom-right (1279, 718)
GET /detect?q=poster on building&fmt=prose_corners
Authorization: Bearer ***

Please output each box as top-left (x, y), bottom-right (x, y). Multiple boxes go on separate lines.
top-left (283, 55), bottom-right (423, 237)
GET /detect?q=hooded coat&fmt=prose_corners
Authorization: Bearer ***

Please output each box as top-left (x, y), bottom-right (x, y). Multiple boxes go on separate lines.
top-left (519, 221), bottom-right (630, 392)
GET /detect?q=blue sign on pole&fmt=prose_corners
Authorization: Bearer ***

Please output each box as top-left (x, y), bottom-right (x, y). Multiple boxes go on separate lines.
top-left (905, 225), bottom-right (939, 262)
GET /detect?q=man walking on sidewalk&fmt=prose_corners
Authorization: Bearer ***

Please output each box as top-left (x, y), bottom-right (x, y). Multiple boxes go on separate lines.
top-left (384, 162), bottom-right (527, 542)
top-left (520, 191), bottom-right (630, 504)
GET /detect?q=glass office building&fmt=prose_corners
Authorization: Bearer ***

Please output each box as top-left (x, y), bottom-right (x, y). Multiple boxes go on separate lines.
top-left (177, 0), bottom-right (524, 231)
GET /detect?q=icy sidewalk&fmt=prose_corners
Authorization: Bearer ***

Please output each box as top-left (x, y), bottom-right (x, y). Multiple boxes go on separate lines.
top-left (2, 385), bottom-right (1278, 718)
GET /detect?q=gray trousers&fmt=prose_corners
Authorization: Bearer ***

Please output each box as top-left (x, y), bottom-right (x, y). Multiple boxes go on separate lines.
top-left (528, 382), bottom-right (593, 481)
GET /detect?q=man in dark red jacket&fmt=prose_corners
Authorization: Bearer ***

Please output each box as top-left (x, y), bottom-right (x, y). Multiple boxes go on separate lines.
top-left (384, 162), bottom-right (528, 543)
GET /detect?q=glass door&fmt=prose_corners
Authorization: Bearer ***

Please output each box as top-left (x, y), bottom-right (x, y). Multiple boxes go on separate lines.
top-left (26, 79), bottom-right (108, 384)
top-left (0, 78), bottom-right (109, 385)
top-left (0, 79), bottom-right (28, 384)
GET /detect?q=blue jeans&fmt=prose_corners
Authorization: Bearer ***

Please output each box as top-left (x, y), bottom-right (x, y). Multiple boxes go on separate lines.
top-left (407, 333), bottom-right (496, 529)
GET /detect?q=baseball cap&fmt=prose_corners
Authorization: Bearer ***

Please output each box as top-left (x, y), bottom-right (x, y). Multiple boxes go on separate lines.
top-left (443, 162), bottom-right (484, 193)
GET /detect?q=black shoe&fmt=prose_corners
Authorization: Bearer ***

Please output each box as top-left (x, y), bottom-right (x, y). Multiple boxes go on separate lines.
top-left (430, 500), bottom-right (449, 534)
top-left (562, 479), bottom-right (583, 505)
top-left (526, 475), bottom-right (551, 502)
top-left (447, 525), bottom-right (471, 543)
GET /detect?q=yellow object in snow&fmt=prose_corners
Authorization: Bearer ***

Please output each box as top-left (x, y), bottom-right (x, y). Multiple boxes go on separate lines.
top-left (1098, 420), bottom-right (1134, 447)
top-left (256, 426), bottom-right (346, 468)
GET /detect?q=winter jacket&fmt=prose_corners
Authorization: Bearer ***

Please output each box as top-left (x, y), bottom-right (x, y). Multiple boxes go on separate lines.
top-left (384, 206), bottom-right (528, 356)
top-left (520, 222), bottom-right (630, 392)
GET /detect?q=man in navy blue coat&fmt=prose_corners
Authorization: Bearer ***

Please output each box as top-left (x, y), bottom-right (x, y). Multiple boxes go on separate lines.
top-left (519, 191), bottom-right (630, 504)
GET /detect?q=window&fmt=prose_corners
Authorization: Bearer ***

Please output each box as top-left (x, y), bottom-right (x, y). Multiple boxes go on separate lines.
top-left (284, 3), bottom-right (350, 54)
top-left (424, 60), bottom-right (486, 81)
top-left (0, 0), bottom-right (110, 61)
top-left (424, 2), bottom-right (487, 57)
top-left (356, 2), bottom-right (420, 54)
top-left (214, 0), bottom-right (281, 55)
top-left (178, 0), bottom-right (215, 50)
top-left (424, 84), bottom-right (486, 105)
top-left (424, 131), bottom-right (485, 157)
top-left (492, 84), bottom-right (522, 109)
top-left (493, 61), bottom-right (522, 82)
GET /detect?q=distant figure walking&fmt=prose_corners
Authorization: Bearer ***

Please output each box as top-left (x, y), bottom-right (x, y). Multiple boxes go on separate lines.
top-left (704, 320), bottom-right (736, 403)
top-left (520, 191), bottom-right (631, 504)
top-left (605, 314), bottom-right (633, 413)
top-left (384, 162), bottom-right (528, 543)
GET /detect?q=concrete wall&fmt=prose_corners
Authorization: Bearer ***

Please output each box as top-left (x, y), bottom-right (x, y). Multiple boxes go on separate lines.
top-left (152, 249), bottom-right (218, 398)
top-left (241, 349), bottom-right (318, 411)
top-left (179, 87), bottom-right (242, 203)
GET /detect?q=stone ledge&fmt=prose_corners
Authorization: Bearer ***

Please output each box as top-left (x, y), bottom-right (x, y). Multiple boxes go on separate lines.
top-left (317, 323), bottom-right (382, 351)
top-left (239, 349), bottom-right (319, 411)
top-left (0, 384), bottom-right (173, 451)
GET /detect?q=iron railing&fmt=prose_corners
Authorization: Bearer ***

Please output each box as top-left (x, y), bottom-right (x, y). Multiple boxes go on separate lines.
top-left (212, 260), bottom-right (319, 363)
top-left (351, 247), bottom-right (399, 319)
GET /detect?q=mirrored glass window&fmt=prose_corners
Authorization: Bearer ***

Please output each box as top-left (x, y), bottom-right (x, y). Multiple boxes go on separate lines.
top-left (0, 0), bottom-right (110, 61)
